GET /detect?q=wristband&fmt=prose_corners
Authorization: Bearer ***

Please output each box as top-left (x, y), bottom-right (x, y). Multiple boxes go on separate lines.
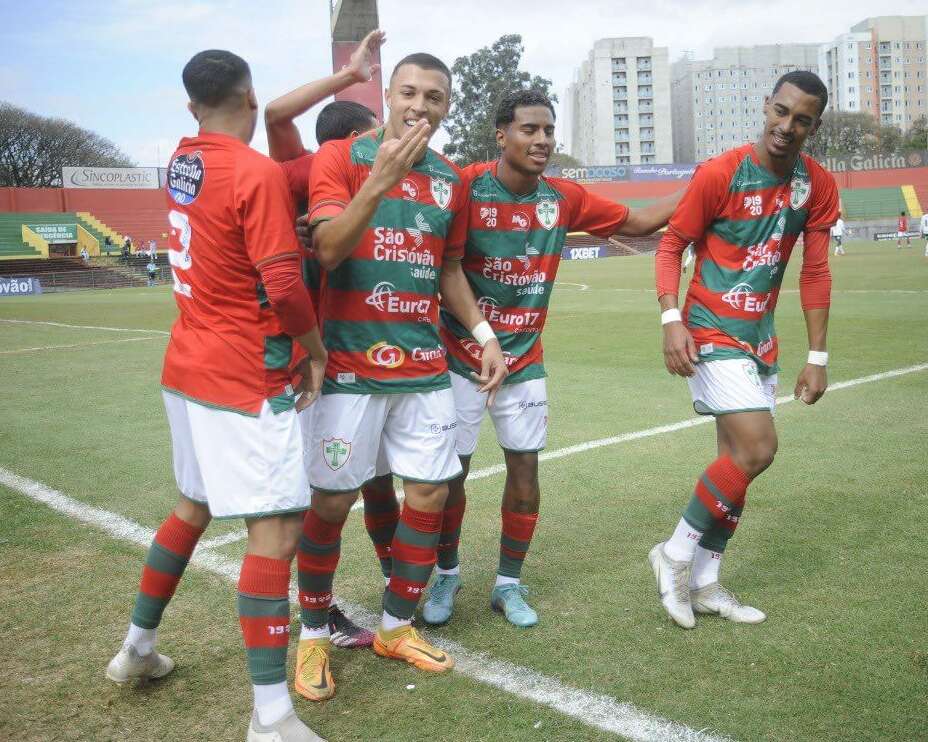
top-left (471, 320), bottom-right (496, 347)
top-left (661, 308), bottom-right (683, 325)
top-left (807, 350), bottom-right (828, 366)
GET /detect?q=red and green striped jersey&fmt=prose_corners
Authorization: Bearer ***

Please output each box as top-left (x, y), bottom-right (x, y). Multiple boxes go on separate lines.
top-left (440, 161), bottom-right (628, 384)
top-left (668, 144), bottom-right (838, 375)
top-left (308, 129), bottom-right (468, 394)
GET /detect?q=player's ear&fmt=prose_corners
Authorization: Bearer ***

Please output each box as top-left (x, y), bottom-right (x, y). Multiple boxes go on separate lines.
top-left (495, 126), bottom-right (505, 151)
top-left (809, 117), bottom-right (821, 138)
top-left (246, 87), bottom-right (258, 111)
top-left (187, 101), bottom-right (200, 123)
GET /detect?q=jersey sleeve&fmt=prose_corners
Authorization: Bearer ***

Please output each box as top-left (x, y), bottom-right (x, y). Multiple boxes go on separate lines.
top-left (236, 156), bottom-right (301, 269)
top-left (279, 152), bottom-right (313, 207)
top-left (804, 162), bottom-right (839, 234)
top-left (307, 140), bottom-right (353, 225)
top-left (444, 170), bottom-right (470, 261)
top-left (559, 180), bottom-right (628, 236)
top-left (666, 160), bottom-right (729, 243)
top-left (798, 229), bottom-right (831, 310)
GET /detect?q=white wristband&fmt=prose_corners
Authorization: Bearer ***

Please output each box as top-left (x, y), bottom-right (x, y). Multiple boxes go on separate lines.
top-left (661, 308), bottom-right (682, 325)
top-left (807, 350), bottom-right (828, 366)
top-left (471, 320), bottom-right (496, 347)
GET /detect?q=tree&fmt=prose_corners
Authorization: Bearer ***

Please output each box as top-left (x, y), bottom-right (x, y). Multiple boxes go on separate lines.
top-left (903, 116), bottom-right (927, 152)
top-left (442, 35), bottom-right (557, 165)
top-left (805, 111), bottom-right (878, 159)
top-left (0, 101), bottom-right (133, 187)
top-left (546, 150), bottom-right (582, 171)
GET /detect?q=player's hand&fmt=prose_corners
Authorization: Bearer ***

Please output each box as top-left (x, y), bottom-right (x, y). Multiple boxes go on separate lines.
top-left (346, 29), bottom-right (385, 83)
top-left (295, 213), bottom-right (313, 253)
top-left (295, 353), bottom-right (328, 411)
top-left (369, 119), bottom-right (431, 193)
top-left (794, 363), bottom-right (827, 405)
top-left (470, 339), bottom-right (508, 407)
top-left (662, 322), bottom-right (698, 376)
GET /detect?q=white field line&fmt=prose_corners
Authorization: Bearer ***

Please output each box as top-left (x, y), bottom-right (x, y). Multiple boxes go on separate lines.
top-left (0, 466), bottom-right (727, 742)
top-left (554, 285), bottom-right (928, 295)
top-left (0, 335), bottom-right (162, 355)
top-left (196, 528), bottom-right (249, 551)
top-left (0, 318), bottom-right (170, 335)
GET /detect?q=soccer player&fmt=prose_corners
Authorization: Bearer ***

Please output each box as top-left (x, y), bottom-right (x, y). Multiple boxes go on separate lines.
top-left (651, 71), bottom-right (838, 629)
top-left (831, 215), bottom-right (845, 256)
top-left (897, 211), bottom-right (911, 249)
top-left (421, 90), bottom-right (680, 628)
top-left (104, 51), bottom-right (327, 742)
top-left (292, 52), bottom-right (507, 701)
top-left (920, 211), bottom-right (928, 257)
top-left (265, 32), bottom-right (389, 650)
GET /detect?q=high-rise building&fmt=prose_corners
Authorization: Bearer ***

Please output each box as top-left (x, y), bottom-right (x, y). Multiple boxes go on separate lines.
top-left (820, 16), bottom-right (928, 131)
top-left (567, 38), bottom-right (673, 165)
top-left (671, 44), bottom-right (821, 163)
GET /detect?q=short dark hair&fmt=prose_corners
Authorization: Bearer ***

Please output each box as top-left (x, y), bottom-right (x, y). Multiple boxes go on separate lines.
top-left (495, 89), bottom-right (556, 128)
top-left (182, 50), bottom-right (251, 107)
top-left (390, 53), bottom-right (452, 90)
top-left (315, 101), bottom-right (377, 145)
top-left (901, 210), bottom-right (907, 216)
top-left (772, 70), bottom-right (828, 116)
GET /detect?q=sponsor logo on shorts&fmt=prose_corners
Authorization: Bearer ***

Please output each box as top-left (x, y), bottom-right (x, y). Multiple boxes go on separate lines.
top-left (742, 361), bottom-right (762, 388)
top-left (167, 151), bottom-right (205, 205)
top-left (322, 438), bottom-right (351, 470)
top-left (366, 341), bottom-right (405, 368)
top-left (535, 199), bottom-right (558, 230)
top-left (429, 421), bottom-right (457, 435)
top-left (518, 400), bottom-right (548, 410)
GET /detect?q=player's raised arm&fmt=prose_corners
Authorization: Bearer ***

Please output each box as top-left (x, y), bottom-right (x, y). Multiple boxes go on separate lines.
top-left (310, 119), bottom-right (430, 270)
top-left (265, 29), bottom-right (385, 161)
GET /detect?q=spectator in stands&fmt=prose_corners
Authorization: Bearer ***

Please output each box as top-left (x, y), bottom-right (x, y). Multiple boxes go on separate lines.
top-left (146, 259), bottom-right (158, 287)
top-left (148, 239), bottom-right (157, 258)
top-left (122, 236), bottom-right (133, 261)
top-left (80, 247), bottom-right (90, 264)
top-left (104, 235), bottom-right (114, 252)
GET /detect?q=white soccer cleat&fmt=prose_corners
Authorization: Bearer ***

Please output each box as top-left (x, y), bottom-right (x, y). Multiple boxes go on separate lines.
top-left (247, 710), bottom-right (326, 742)
top-left (105, 645), bottom-right (175, 684)
top-left (692, 582), bottom-right (766, 624)
top-left (648, 543), bottom-right (696, 629)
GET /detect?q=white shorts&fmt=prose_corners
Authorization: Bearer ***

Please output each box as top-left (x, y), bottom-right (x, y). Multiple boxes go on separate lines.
top-left (309, 389), bottom-right (462, 492)
top-left (299, 401), bottom-right (392, 481)
top-left (163, 391), bottom-right (308, 519)
top-left (897, 231), bottom-right (907, 239)
top-left (451, 372), bottom-right (548, 456)
top-left (687, 358), bottom-right (778, 417)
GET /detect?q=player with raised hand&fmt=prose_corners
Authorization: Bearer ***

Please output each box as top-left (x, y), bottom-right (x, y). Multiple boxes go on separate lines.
top-left (651, 71), bottom-right (838, 630)
top-left (105, 50), bottom-right (327, 742)
top-left (421, 89), bottom-right (679, 628)
top-left (292, 53), bottom-right (507, 701)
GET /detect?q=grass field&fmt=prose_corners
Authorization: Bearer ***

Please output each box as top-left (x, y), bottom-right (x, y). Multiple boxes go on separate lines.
top-left (1, 241), bottom-right (926, 741)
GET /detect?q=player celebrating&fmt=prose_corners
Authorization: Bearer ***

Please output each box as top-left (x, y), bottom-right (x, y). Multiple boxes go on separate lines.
top-left (650, 71), bottom-right (838, 629)
top-left (292, 52), bottom-right (507, 701)
top-left (105, 51), bottom-right (327, 742)
top-left (831, 215), bottom-right (845, 256)
top-left (897, 211), bottom-right (911, 249)
top-left (265, 32), bottom-right (391, 651)
top-left (422, 90), bottom-right (679, 628)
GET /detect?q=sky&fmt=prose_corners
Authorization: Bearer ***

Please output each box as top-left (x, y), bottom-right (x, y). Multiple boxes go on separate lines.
top-left (2, 0), bottom-right (926, 166)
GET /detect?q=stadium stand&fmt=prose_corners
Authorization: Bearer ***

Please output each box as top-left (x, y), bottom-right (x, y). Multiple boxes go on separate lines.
top-left (0, 257), bottom-right (147, 290)
top-left (838, 187), bottom-right (909, 220)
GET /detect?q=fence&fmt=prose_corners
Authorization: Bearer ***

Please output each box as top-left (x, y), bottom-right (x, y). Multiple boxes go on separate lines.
top-left (1, 266), bottom-right (169, 293)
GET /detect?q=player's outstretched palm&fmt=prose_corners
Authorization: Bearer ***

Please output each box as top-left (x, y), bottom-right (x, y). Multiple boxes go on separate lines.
top-left (794, 364), bottom-right (827, 405)
top-left (471, 339), bottom-right (508, 407)
top-left (346, 29), bottom-right (386, 83)
top-left (662, 322), bottom-right (698, 377)
top-left (370, 120), bottom-right (430, 192)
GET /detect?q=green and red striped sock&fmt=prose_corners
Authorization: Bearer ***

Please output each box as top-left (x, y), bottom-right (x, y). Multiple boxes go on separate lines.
top-left (383, 505), bottom-right (441, 620)
top-left (297, 509), bottom-right (344, 629)
top-left (682, 455), bottom-right (750, 536)
top-left (436, 497), bottom-right (466, 571)
top-left (131, 512), bottom-right (204, 630)
top-left (361, 482), bottom-right (400, 580)
top-left (498, 509), bottom-right (538, 580)
top-left (238, 554), bottom-right (292, 686)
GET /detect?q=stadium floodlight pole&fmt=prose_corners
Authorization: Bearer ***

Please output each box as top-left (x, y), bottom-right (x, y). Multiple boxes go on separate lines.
top-left (330, 0), bottom-right (383, 121)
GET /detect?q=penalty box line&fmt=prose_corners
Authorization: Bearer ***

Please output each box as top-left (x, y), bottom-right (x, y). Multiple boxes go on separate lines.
top-left (0, 466), bottom-right (728, 742)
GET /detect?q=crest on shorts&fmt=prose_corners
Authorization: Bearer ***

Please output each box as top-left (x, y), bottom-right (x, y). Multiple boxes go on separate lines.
top-left (430, 177), bottom-right (452, 210)
top-left (535, 199), bottom-right (558, 230)
top-left (789, 174), bottom-right (811, 210)
top-left (322, 438), bottom-right (351, 471)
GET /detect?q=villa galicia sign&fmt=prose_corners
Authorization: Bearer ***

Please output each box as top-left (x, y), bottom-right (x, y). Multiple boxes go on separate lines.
top-left (815, 151), bottom-right (928, 172)
top-left (62, 166), bottom-right (160, 189)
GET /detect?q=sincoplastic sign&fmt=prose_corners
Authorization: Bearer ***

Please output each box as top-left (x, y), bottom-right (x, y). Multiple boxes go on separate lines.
top-left (62, 166), bottom-right (160, 189)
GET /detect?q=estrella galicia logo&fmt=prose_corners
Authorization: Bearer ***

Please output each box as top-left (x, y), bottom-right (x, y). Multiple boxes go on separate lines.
top-left (167, 151), bottom-right (205, 205)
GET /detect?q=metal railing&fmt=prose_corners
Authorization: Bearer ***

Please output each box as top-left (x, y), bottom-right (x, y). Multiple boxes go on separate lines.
top-left (2, 266), bottom-right (169, 293)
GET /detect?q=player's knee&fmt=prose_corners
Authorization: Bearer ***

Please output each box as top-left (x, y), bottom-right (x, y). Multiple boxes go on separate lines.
top-left (402, 481), bottom-right (448, 511)
top-left (310, 490), bottom-right (355, 524)
top-left (246, 512), bottom-right (303, 560)
top-left (735, 437), bottom-right (777, 478)
top-left (174, 497), bottom-right (211, 530)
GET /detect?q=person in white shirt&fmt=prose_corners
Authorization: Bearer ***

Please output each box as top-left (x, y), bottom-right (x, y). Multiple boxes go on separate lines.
top-left (920, 213), bottom-right (928, 258)
top-left (831, 217), bottom-right (845, 256)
